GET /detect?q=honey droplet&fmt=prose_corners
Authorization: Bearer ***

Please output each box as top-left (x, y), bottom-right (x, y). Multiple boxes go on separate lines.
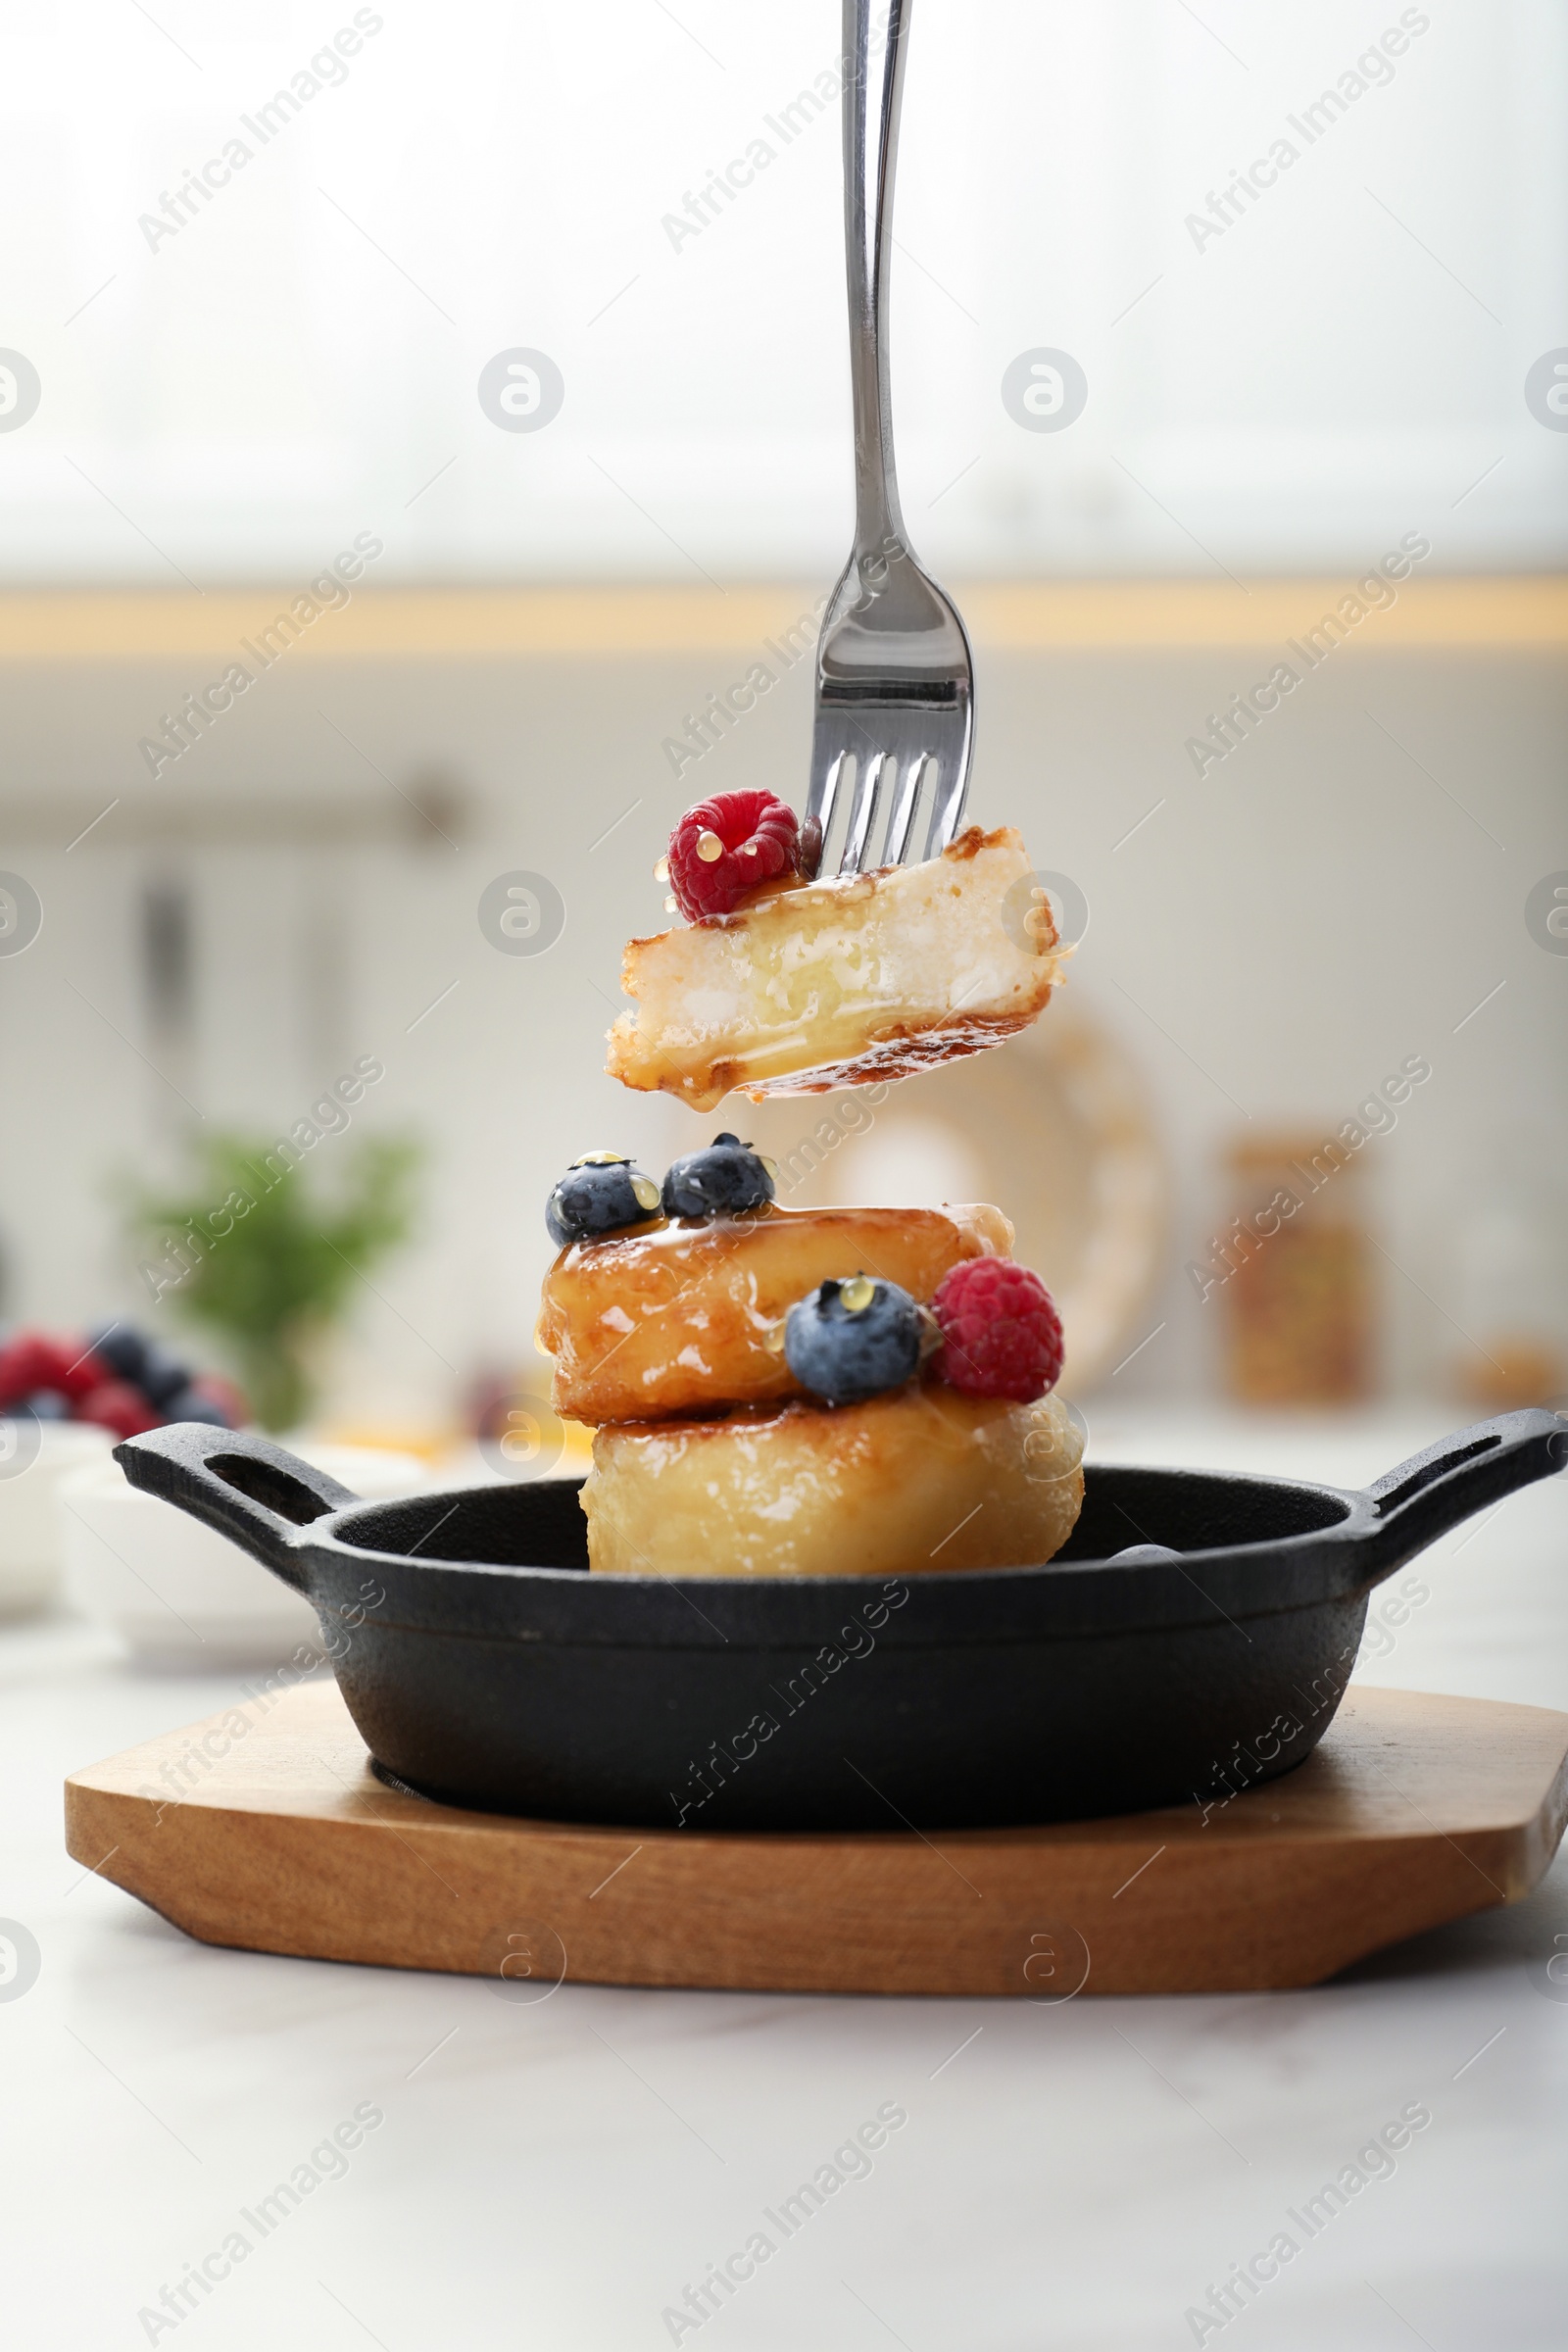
top-left (573, 1151), bottom-right (629, 1167)
top-left (761, 1321), bottom-right (787, 1354)
top-left (841, 1274), bottom-right (876, 1313)
top-left (760, 1154), bottom-right (779, 1180)
top-left (664, 895), bottom-right (679, 913)
top-left (696, 829), bottom-right (724, 862)
top-left (654, 856), bottom-right (670, 883)
top-left (631, 1175), bottom-right (662, 1214)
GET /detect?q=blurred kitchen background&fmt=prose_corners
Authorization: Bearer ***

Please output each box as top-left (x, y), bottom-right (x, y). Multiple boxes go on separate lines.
top-left (1, 0), bottom-right (1566, 1595)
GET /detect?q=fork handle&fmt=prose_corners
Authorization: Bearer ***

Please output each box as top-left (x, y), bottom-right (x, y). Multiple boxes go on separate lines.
top-left (844, 0), bottom-right (911, 562)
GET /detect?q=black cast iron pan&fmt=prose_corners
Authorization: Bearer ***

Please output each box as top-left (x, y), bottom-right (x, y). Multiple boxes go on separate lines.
top-left (116, 1409), bottom-right (1565, 1832)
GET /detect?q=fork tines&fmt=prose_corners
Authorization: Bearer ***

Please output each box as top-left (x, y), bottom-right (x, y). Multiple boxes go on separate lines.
top-left (806, 694), bottom-right (972, 880)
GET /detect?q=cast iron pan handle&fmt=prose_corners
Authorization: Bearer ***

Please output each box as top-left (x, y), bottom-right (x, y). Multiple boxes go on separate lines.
top-left (113, 1423), bottom-right (363, 1596)
top-left (1352, 1406), bottom-right (1566, 1586)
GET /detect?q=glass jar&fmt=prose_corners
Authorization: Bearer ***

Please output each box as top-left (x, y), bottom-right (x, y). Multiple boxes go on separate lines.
top-left (1215, 1133), bottom-right (1373, 1405)
top-left (1446, 1161), bottom-right (1567, 1410)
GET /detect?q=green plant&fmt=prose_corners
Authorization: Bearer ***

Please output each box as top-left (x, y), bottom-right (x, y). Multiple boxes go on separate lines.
top-left (129, 1132), bottom-right (421, 1432)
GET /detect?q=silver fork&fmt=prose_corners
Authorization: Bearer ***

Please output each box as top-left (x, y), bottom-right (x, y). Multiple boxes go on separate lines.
top-left (804, 0), bottom-right (975, 882)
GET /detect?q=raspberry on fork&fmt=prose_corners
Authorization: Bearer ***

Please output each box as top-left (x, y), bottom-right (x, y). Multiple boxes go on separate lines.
top-left (930, 1257), bottom-right (1064, 1401)
top-left (664, 790), bottom-right (801, 923)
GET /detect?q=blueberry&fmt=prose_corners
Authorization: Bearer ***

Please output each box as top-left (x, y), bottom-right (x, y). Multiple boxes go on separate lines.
top-left (86, 1321), bottom-right (149, 1384)
top-left (161, 1384), bottom-right (231, 1428)
top-left (140, 1346), bottom-right (195, 1407)
top-left (546, 1153), bottom-right (663, 1249)
top-left (90, 1322), bottom-right (192, 1405)
top-left (662, 1132), bottom-right (777, 1220)
top-left (784, 1275), bottom-right (922, 1405)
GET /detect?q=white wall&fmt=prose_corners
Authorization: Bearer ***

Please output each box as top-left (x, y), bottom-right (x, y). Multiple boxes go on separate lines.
top-left (1, 614), bottom-right (1561, 1420)
top-left (2, 0), bottom-right (1565, 582)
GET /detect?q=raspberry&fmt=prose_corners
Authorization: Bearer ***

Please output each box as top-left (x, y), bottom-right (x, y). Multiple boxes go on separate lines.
top-left (75, 1379), bottom-right (163, 1440)
top-left (186, 1373), bottom-right (247, 1429)
top-left (931, 1258), bottom-right (1064, 1401)
top-left (665, 790), bottom-right (800, 922)
top-left (58, 1345), bottom-right (111, 1401)
top-left (0, 1333), bottom-right (85, 1408)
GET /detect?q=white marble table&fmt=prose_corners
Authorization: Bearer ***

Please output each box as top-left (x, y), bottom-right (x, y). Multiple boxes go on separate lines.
top-left (4, 1410), bottom-right (1565, 2351)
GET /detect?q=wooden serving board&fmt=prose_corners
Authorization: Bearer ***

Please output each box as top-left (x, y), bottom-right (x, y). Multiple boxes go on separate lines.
top-left (65, 1683), bottom-right (1568, 1996)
